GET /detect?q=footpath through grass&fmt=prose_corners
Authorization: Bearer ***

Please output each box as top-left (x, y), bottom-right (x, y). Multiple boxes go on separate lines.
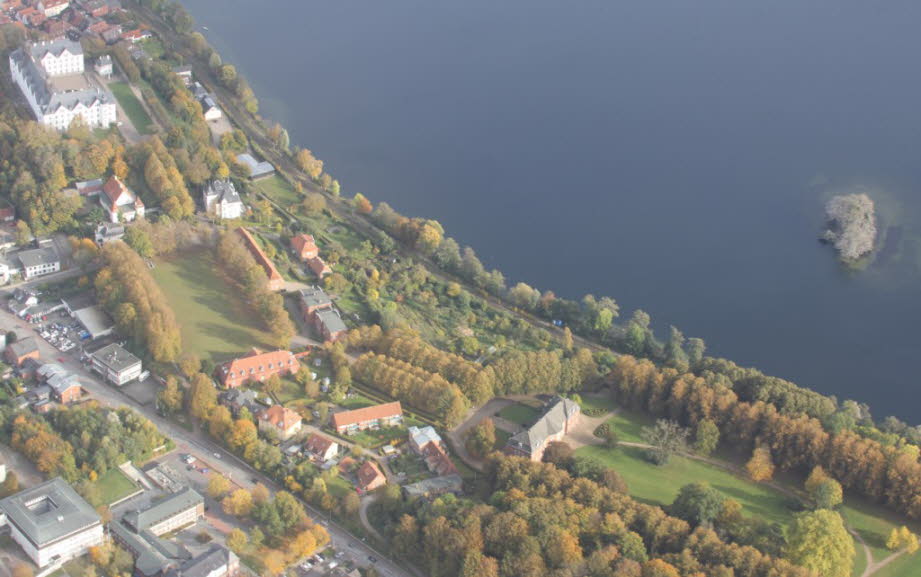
top-left (151, 249), bottom-right (275, 362)
top-left (109, 82), bottom-right (154, 134)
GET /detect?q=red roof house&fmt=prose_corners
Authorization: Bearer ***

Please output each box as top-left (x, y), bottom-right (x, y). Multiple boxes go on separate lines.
top-left (291, 234), bottom-right (319, 261)
top-left (331, 402), bottom-right (403, 434)
top-left (356, 461), bottom-right (386, 492)
top-left (218, 349), bottom-right (299, 388)
top-left (257, 405), bottom-right (303, 440)
top-left (237, 228), bottom-right (284, 291)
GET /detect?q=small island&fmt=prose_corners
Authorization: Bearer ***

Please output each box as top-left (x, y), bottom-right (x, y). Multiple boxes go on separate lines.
top-left (822, 193), bottom-right (877, 262)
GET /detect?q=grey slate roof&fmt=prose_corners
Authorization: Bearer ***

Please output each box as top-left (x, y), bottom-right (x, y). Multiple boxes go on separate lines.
top-left (110, 520), bottom-right (192, 577)
top-left (165, 545), bottom-right (237, 577)
top-left (203, 179), bottom-right (240, 205)
top-left (298, 286), bottom-right (332, 310)
top-left (0, 478), bottom-right (101, 547)
top-left (507, 397), bottom-right (580, 453)
top-left (91, 343), bottom-right (141, 373)
top-left (123, 487), bottom-right (203, 533)
top-left (48, 373), bottom-right (81, 394)
top-left (402, 474), bottom-right (463, 498)
top-left (29, 38), bottom-right (83, 61)
top-left (10, 49), bottom-right (113, 116)
top-left (8, 337), bottom-right (39, 358)
top-left (315, 308), bottom-right (347, 334)
top-left (18, 247), bottom-right (59, 269)
top-left (236, 153), bottom-right (275, 178)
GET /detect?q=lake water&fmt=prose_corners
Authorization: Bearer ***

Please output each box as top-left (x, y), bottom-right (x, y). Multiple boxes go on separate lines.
top-left (182, 0), bottom-right (921, 423)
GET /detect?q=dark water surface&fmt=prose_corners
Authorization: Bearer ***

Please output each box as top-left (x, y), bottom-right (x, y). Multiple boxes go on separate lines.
top-left (181, 0), bottom-right (921, 422)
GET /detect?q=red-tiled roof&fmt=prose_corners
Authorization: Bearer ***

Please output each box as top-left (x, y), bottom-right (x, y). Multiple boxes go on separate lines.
top-left (220, 349), bottom-right (297, 386)
top-left (307, 257), bottom-right (331, 277)
top-left (304, 433), bottom-right (336, 456)
top-left (356, 461), bottom-right (384, 490)
top-left (258, 405), bottom-right (301, 431)
top-left (332, 402), bottom-right (402, 430)
top-left (102, 176), bottom-right (140, 206)
top-left (237, 228), bottom-right (283, 288)
top-left (422, 442), bottom-right (458, 476)
top-left (291, 234), bottom-right (318, 259)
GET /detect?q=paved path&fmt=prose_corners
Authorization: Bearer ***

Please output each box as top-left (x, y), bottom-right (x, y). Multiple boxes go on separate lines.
top-left (359, 493), bottom-right (385, 541)
top-left (447, 397), bottom-right (518, 473)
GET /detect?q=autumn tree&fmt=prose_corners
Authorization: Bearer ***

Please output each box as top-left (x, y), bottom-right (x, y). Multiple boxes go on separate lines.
top-left (641, 419), bottom-right (688, 465)
top-left (466, 418), bottom-right (497, 457)
top-left (188, 373), bottom-right (218, 420)
top-left (784, 510), bottom-right (854, 577)
top-left (669, 482), bottom-right (724, 528)
top-left (886, 526), bottom-right (919, 554)
top-left (226, 528), bottom-right (248, 553)
top-left (692, 419), bottom-right (719, 456)
top-left (207, 474), bottom-right (231, 499)
top-left (157, 376), bottom-right (185, 414)
top-left (745, 445), bottom-right (775, 482)
top-left (222, 488), bottom-right (254, 517)
top-left (353, 193), bottom-right (372, 214)
top-left (295, 148), bottom-right (323, 179)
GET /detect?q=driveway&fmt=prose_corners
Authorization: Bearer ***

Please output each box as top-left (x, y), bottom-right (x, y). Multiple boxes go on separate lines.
top-left (446, 397), bottom-right (518, 472)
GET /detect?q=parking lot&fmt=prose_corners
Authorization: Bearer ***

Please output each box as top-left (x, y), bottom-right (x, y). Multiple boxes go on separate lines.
top-left (35, 310), bottom-right (83, 353)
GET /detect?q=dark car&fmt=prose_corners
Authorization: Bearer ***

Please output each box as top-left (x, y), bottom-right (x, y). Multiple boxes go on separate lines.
top-left (368, 556), bottom-right (378, 563)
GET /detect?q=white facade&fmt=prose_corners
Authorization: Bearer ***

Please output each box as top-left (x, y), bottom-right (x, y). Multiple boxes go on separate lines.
top-left (148, 503), bottom-right (204, 536)
top-left (23, 260), bottom-right (60, 279)
top-left (203, 180), bottom-right (243, 220)
top-left (38, 44), bottom-right (82, 77)
top-left (9, 519), bottom-right (103, 568)
top-left (9, 40), bottom-right (117, 131)
top-left (92, 357), bottom-right (142, 385)
top-left (38, 0), bottom-right (71, 18)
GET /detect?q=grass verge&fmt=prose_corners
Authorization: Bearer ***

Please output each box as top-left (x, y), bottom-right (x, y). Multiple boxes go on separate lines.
top-left (110, 82), bottom-right (154, 134)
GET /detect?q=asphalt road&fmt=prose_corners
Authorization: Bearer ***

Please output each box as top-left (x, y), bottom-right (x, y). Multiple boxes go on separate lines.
top-left (0, 304), bottom-right (415, 577)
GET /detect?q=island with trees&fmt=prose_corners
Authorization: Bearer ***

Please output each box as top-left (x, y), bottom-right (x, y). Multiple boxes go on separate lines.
top-left (822, 193), bottom-right (877, 262)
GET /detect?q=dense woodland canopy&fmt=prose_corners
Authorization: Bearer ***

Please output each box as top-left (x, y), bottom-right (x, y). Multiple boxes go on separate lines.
top-left (376, 453), bottom-right (814, 577)
top-left (96, 241), bottom-right (183, 362)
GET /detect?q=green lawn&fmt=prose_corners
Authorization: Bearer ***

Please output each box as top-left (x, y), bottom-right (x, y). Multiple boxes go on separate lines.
top-left (576, 445), bottom-right (795, 526)
top-left (256, 175), bottom-right (301, 205)
top-left (496, 403), bottom-right (541, 426)
top-left (605, 408), bottom-right (655, 444)
top-left (345, 426), bottom-right (410, 449)
top-left (274, 377), bottom-right (303, 404)
top-left (151, 250), bottom-right (275, 362)
top-left (577, 394), bottom-right (618, 416)
top-left (339, 393), bottom-right (378, 411)
top-left (841, 497), bottom-right (921, 576)
top-left (94, 468), bottom-right (138, 505)
top-left (109, 82), bottom-right (154, 134)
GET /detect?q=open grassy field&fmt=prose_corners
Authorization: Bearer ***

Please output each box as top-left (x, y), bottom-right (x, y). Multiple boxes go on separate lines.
top-left (576, 444), bottom-right (796, 526)
top-left (109, 82), bottom-right (154, 134)
top-left (497, 403), bottom-right (541, 426)
top-left (93, 468), bottom-right (138, 505)
top-left (151, 249), bottom-right (275, 362)
top-left (256, 175), bottom-right (302, 206)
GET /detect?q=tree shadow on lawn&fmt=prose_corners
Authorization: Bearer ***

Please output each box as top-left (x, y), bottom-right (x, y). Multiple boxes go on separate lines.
top-left (198, 321), bottom-right (272, 357)
top-left (714, 484), bottom-right (797, 526)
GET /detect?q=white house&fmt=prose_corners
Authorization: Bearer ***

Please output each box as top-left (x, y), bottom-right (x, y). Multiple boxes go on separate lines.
top-left (89, 343), bottom-right (142, 386)
top-left (94, 55), bottom-right (113, 78)
top-left (100, 176), bottom-right (145, 223)
top-left (18, 247), bottom-right (60, 279)
top-left (9, 39), bottom-right (116, 131)
top-left (200, 94), bottom-right (222, 121)
top-left (202, 179), bottom-right (243, 220)
top-left (37, 0), bottom-right (70, 18)
top-left (0, 478), bottom-right (105, 568)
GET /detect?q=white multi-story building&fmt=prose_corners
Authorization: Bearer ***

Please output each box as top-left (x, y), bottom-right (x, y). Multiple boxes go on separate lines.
top-left (89, 343), bottom-right (142, 386)
top-left (0, 478), bottom-right (105, 568)
top-left (9, 38), bottom-right (116, 130)
top-left (37, 0), bottom-right (70, 18)
top-left (202, 179), bottom-right (243, 220)
top-left (18, 247), bottom-right (61, 279)
top-left (123, 487), bottom-right (204, 537)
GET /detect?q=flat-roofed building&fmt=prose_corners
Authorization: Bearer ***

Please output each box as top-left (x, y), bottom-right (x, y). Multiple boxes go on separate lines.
top-left (123, 487), bottom-right (204, 537)
top-left (89, 343), bottom-right (142, 386)
top-left (165, 544), bottom-right (239, 577)
top-left (0, 477), bottom-right (104, 567)
top-left (18, 247), bottom-right (60, 279)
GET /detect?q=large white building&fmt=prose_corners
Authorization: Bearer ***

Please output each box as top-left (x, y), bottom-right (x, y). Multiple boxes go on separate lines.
top-left (0, 478), bottom-right (105, 568)
top-left (202, 179), bottom-right (243, 220)
top-left (9, 38), bottom-right (116, 130)
top-left (89, 343), bottom-right (143, 386)
top-left (123, 487), bottom-right (204, 537)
